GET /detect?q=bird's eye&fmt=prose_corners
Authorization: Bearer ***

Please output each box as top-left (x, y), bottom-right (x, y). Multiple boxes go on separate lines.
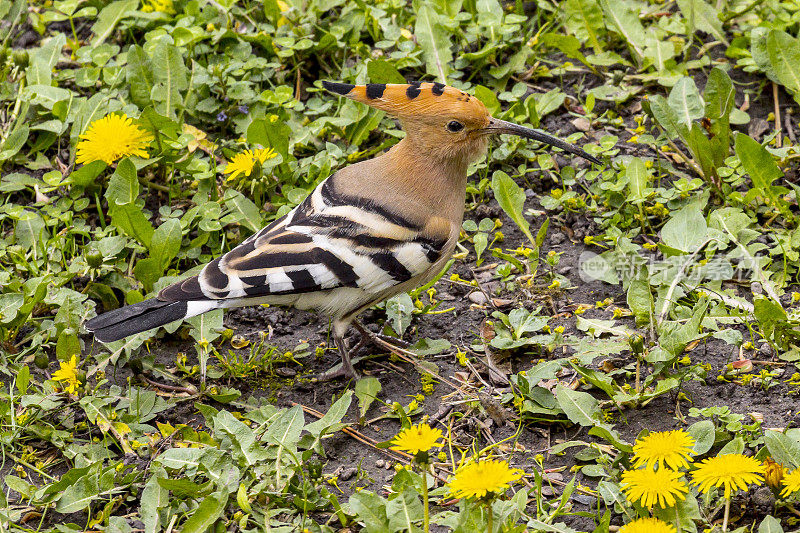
top-left (446, 120), bottom-right (465, 133)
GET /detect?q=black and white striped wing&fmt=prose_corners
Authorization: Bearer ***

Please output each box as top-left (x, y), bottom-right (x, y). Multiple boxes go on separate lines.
top-left (157, 178), bottom-right (448, 304)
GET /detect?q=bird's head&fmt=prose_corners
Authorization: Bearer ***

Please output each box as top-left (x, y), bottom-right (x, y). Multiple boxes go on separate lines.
top-left (322, 81), bottom-right (600, 167)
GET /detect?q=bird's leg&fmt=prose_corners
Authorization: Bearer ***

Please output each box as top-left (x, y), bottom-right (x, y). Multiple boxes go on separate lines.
top-left (313, 332), bottom-right (361, 382)
top-left (352, 320), bottom-right (411, 349)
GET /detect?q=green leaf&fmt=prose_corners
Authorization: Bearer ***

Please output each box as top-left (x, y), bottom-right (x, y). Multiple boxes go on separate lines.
top-left (386, 487), bottom-right (423, 532)
top-left (597, 0), bottom-right (647, 63)
top-left (25, 34), bottom-right (66, 86)
top-left (758, 516), bottom-right (784, 533)
top-left (349, 492), bottom-right (391, 533)
top-left (687, 419), bottom-right (715, 455)
top-left (14, 211), bottom-right (47, 252)
top-left (735, 133), bottom-right (782, 192)
top-left (367, 60), bottom-right (406, 84)
top-left (180, 492), bottom-right (226, 533)
top-left (767, 30), bottom-right (800, 103)
top-left (127, 45), bottom-right (153, 109)
top-left (151, 42), bottom-right (188, 118)
top-left (304, 390), bottom-right (353, 439)
top-left (385, 292), bottom-right (414, 337)
top-left (91, 0), bottom-right (138, 47)
top-left (626, 280), bottom-right (653, 326)
top-left (491, 170), bottom-right (533, 244)
top-left (676, 0), bottom-right (728, 45)
top-left (69, 160), bottom-right (107, 187)
top-left (413, 1), bottom-right (452, 83)
top-left (704, 67), bottom-right (735, 121)
top-left (764, 430), bottom-right (800, 469)
top-left (0, 124), bottom-right (29, 162)
top-left (224, 190), bottom-right (263, 233)
top-left (626, 157), bottom-right (650, 203)
top-left (109, 204), bottom-right (154, 247)
top-left (0, 293), bottom-right (24, 325)
top-left (555, 384), bottom-right (601, 426)
top-left (150, 219), bottom-right (182, 271)
top-left (355, 377), bottom-right (382, 422)
top-left (646, 95), bottom-right (688, 141)
top-left (105, 158), bottom-right (139, 205)
top-left (660, 203), bottom-right (708, 253)
top-left (668, 77), bottom-right (704, 128)
top-left (247, 118), bottom-right (292, 162)
top-left (563, 0), bottom-right (604, 51)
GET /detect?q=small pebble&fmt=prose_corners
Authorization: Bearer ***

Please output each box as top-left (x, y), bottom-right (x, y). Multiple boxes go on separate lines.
top-left (375, 459), bottom-right (385, 468)
top-left (468, 291), bottom-right (488, 305)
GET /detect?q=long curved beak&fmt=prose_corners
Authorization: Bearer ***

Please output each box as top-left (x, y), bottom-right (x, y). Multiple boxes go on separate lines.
top-left (483, 118), bottom-right (601, 165)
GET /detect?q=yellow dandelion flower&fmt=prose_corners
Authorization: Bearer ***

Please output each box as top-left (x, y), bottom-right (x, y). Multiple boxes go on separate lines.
top-left (141, 0), bottom-right (176, 14)
top-left (223, 148), bottom-right (278, 181)
top-left (781, 468), bottom-right (800, 498)
top-left (619, 517), bottom-right (677, 533)
top-left (75, 113), bottom-right (153, 165)
top-left (764, 457), bottom-right (784, 491)
top-left (620, 468), bottom-right (688, 508)
top-left (448, 459), bottom-right (523, 500)
top-left (52, 355), bottom-right (80, 394)
top-left (690, 454), bottom-right (765, 499)
top-left (390, 423), bottom-right (443, 455)
top-left (632, 429), bottom-right (696, 470)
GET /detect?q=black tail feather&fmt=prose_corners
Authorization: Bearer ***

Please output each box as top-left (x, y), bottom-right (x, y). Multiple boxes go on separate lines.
top-left (86, 299), bottom-right (189, 343)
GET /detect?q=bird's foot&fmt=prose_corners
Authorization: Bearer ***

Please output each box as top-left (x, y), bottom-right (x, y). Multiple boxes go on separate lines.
top-left (311, 355), bottom-right (364, 382)
top-left (352, 321), bottom-right (410, 351)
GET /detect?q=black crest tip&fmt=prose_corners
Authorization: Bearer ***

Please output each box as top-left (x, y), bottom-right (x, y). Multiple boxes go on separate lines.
top-left (321, 81), bottom-right (355, 95)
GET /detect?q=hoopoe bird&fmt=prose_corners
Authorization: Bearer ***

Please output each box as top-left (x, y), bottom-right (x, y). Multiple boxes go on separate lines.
top-left (86, 81), bottom-right (600, 380)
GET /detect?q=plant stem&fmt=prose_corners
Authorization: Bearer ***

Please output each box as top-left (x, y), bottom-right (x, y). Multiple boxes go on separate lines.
top-left (422, 466), bottom-right (430, 533)
top-left (486, 501), bottom-right (493, 533)
top-left (722, 497), bottom-right (730, 532)
top-left (635, 356), bottom-right (641, 394)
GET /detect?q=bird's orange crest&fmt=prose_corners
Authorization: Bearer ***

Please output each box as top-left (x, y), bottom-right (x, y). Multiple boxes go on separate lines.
top-left (322, 81), bottom-right (489, 126)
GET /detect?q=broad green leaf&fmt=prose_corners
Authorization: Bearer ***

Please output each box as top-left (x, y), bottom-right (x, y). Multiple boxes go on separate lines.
top-left (14, 211), bottom-right (47, 252)
top-left (386, 292), bottom-right (414, 336)
top-left (355, 377), bottom-right (382, 421)
top-left (386, 487), bottom-right (423, 532)
top-left (25, 34), bottom-right (66, 86)
top-left (367, 59), bottom-right (406, 84)
top-left (349, 492), bottom-right (391, 533)
top-left (247, 118), bottom-right (292, 162)
top-left (155, 447), bottom-right (205, 469)
top-left (668, 77), bottom-right (704, 128)
top-left (304, 390), bottom-right (353, 438)
top-left (597, 0), bottom-right (647, 63)
top-left (555, 384), bottom-right (600, 426)
top-left (0, 293), bottom-right (24, 324)
top-left (109, 204), bottom-right (154, 247)
top-left (677, 0), bottom-right (727, 45)
top-left (563, 0), bottom-right (604, 51)
top-left (759, 516), bottom-right (784, 533)
top-left (687, 419), bottom-right (715, 455)
top-left (661, 203), bottom-right (708, 253)
top-left (91, 0), bottom-right (138, 46)
top-left (704, 67), bottom-right (735, 121)
top-left (764, 430), bottom-right (800, 469)
top-left (491, 170), bottom-right (533, 244)
top-left (127, 45), bottom-right (154, 109)
top-left (626, 280), bottom-right (653, 326)
top-left (186, 309), bottom-right (223, 343)
top-left (626, 157), bottom-right (649, 203)
top-left (413, 1), bottom-right (452, 82)
top-left (735, 133), bottom-right (783, 192)
top-left (767, 30), bottom-right (800, 102)
top-left (151, 42), bottom-right (188, 118)
top-left (224, 189), bottom-right (263, 233)
top-left (0, 124), bottom-right (29, 162)
top-left (150, 219), bottom-right (182, 271)
top-left (647, 95), bottom-right (688, 141)
top-left (180, 492), bottom-right (226, 533)
top-left (105, 158), bottom-right (139, 205)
